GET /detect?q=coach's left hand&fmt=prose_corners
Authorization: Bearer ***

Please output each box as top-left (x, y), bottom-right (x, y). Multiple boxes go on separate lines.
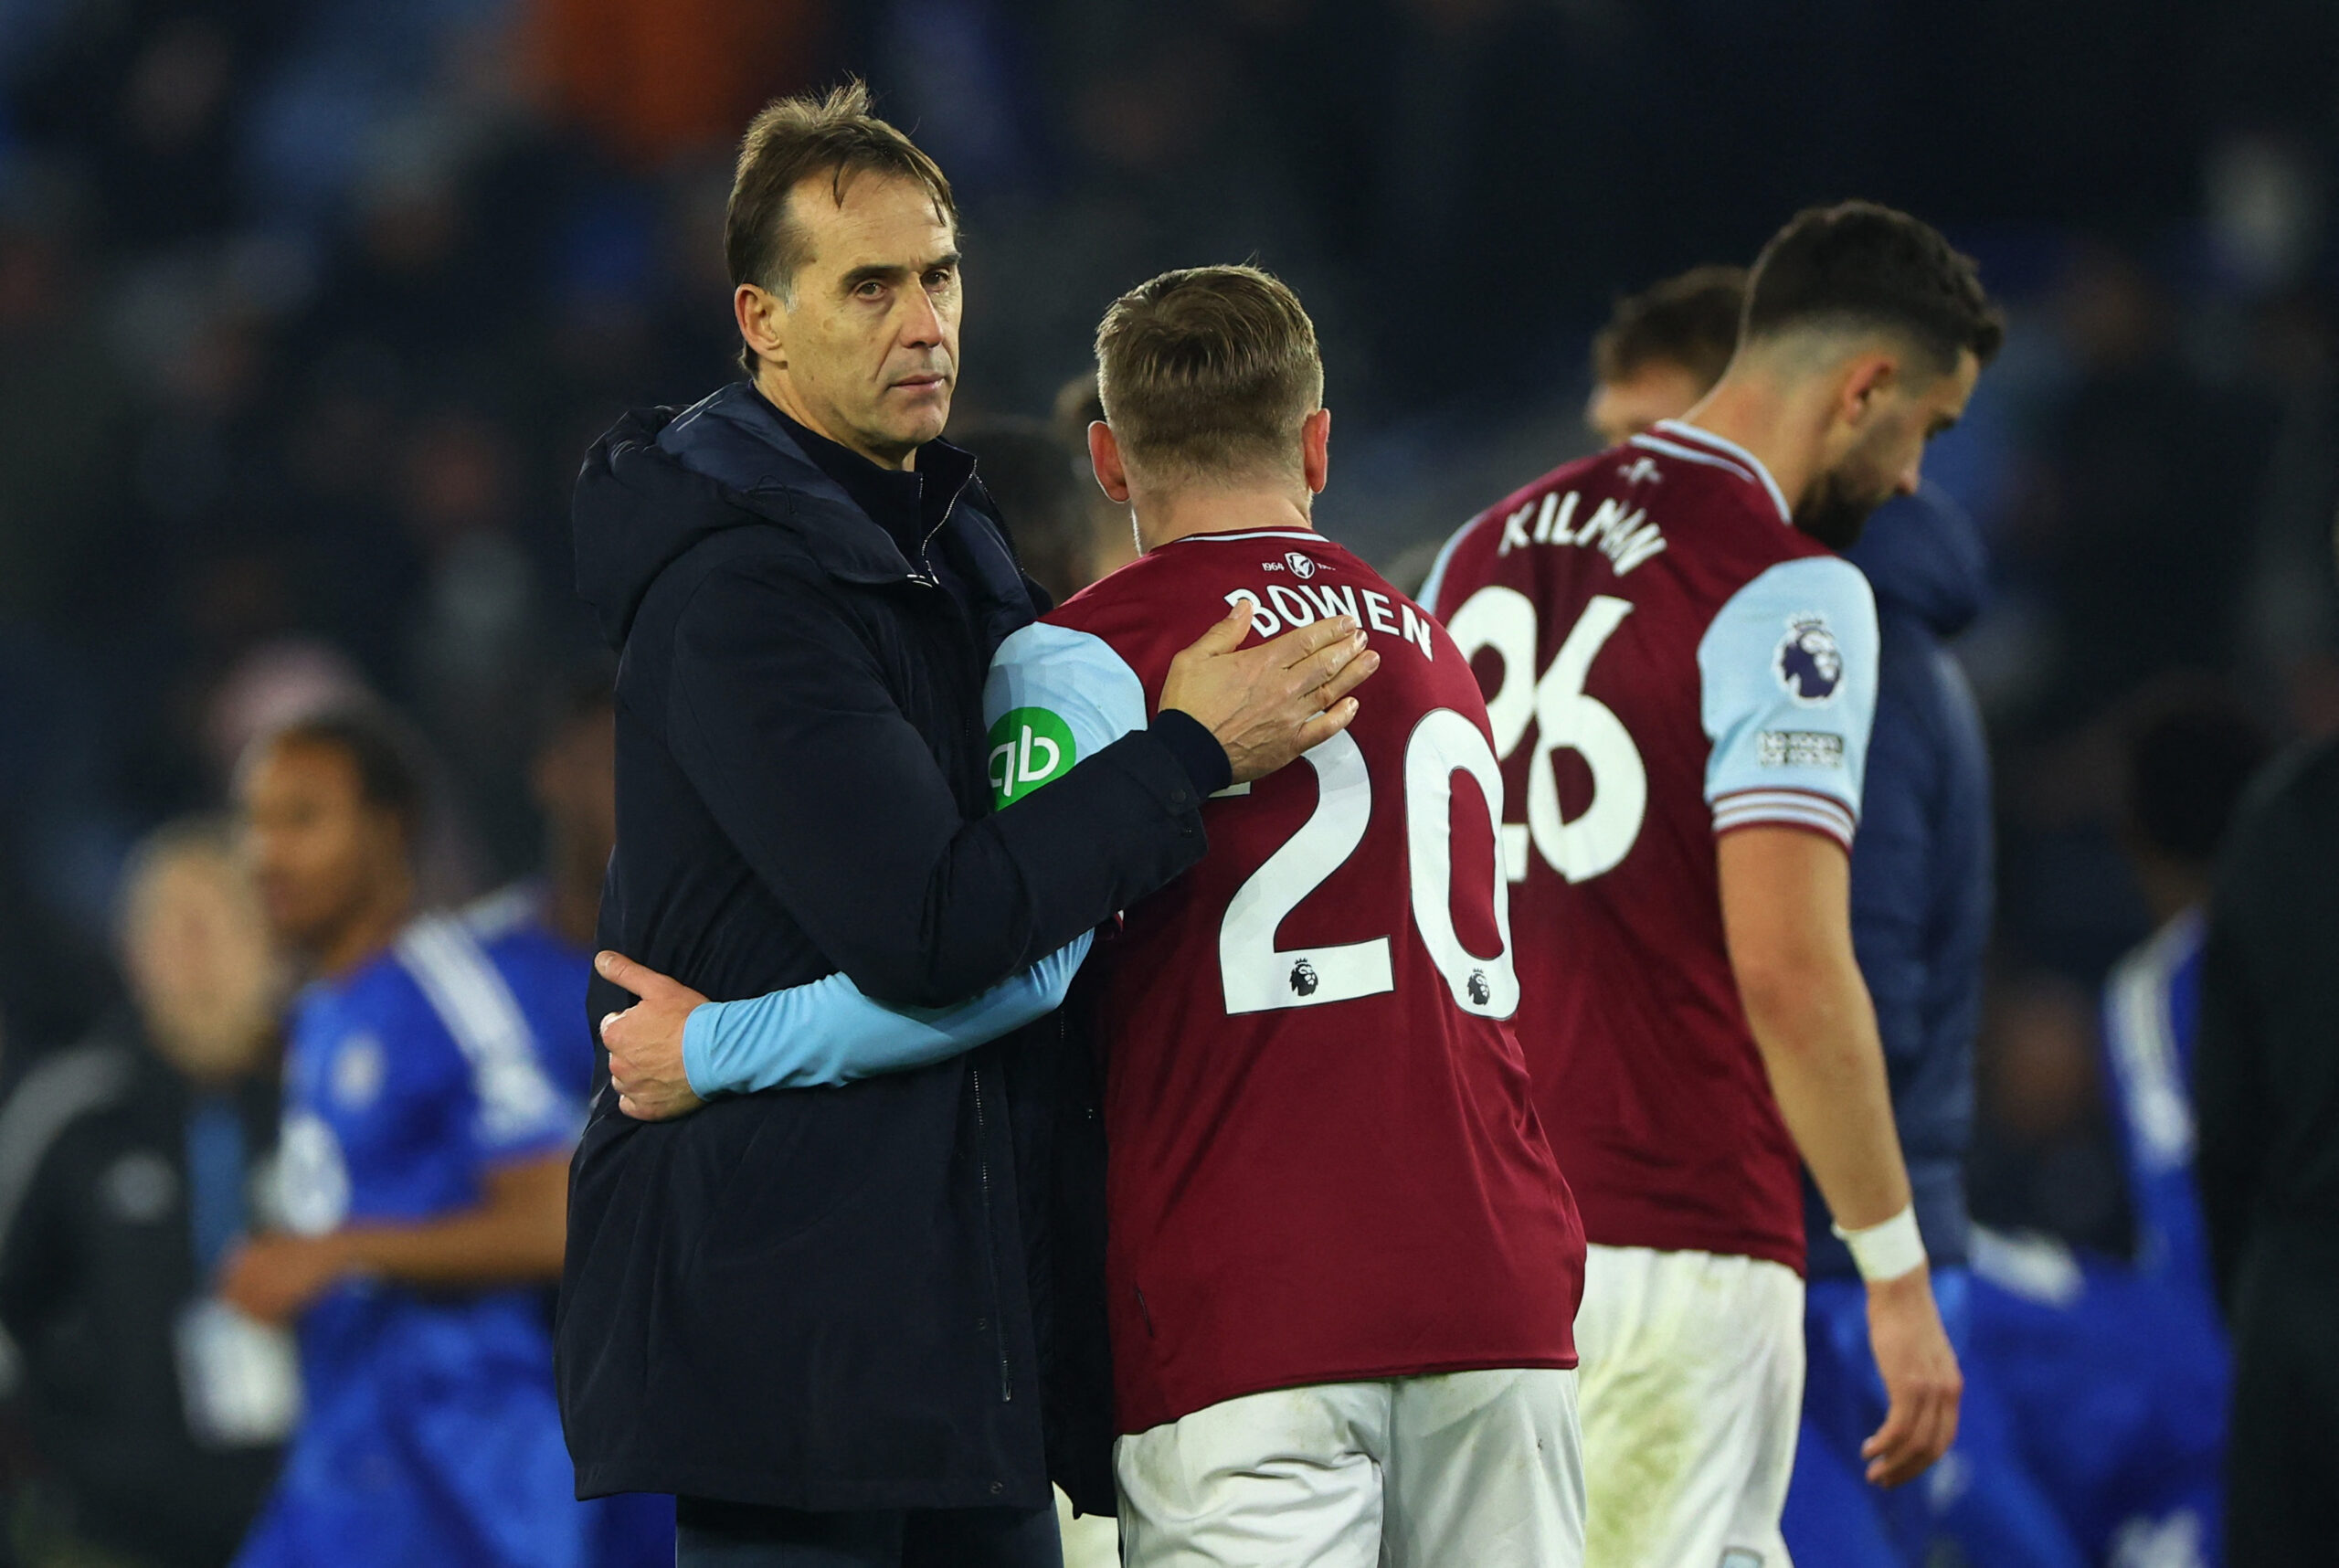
top-left (597, 951), bottom-right (708, 1122)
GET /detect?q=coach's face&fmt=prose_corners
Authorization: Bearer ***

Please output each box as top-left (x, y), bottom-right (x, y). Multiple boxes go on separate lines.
top-left (752, 173), bottom-right (961, 469)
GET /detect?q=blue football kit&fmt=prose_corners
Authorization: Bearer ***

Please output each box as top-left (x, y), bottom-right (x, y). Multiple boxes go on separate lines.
top-left (1966, 911), bottom-right (2228, 1566)
top-left (235, 913), bottom-right (586, 1568)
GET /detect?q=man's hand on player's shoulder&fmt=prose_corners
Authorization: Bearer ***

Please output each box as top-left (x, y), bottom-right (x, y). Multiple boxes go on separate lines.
top-left (1159, 603), bottom-right (1379, 784)
top-left (1861, 1265), bottom-right (1963, 1487)
top-left (597, 951), bottom-right (708, 1122)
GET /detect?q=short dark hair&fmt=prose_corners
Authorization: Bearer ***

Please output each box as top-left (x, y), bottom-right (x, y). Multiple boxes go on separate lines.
top-left (725, 80), bottom-right (958, 374)
top-left (1743, 201), bottom-right (2004, 373)
top-left (2126, 694), bottom-right (2271, 866)
top-left (1592, 265), bottom-right (1746, 388)
top-left (271, 706), bottom-right (427, 843)
top-left (1095, 264), bottom-right (1323, 483)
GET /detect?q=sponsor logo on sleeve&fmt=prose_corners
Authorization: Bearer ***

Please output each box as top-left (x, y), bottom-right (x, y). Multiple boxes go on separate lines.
top-left (1758, 730), bottom-right (1846, 768)
top-left (988, 706), bottom-right (1076, 808)
top-left (1774, 614), bottom-right (1843, 705)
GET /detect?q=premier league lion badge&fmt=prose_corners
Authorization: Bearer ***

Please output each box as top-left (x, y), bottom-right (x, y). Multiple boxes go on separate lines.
top-left (1774, 614), bottom-right (1843, 705)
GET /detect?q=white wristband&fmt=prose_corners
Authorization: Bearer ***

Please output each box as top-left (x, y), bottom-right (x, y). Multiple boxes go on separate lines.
top-left (1831, 1205), bottom-right (1927, 1283)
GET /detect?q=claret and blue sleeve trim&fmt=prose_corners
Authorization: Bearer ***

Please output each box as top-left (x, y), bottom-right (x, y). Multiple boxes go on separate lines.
top-left (1698, 555), bottom-right (1879, 846)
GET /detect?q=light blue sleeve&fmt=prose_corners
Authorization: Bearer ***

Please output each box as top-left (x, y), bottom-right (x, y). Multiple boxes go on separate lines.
top-left (980, 620), bottom-right (1150, 806)
top-left (681, 621), bottom-right (1148, 1098)
top-left (683, 931), bottom-right (1094, 1095)
top-left (1697, 556), bottom-right (1879, 844)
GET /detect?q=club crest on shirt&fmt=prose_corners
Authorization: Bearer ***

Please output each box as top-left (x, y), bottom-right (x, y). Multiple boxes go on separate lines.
top-left (333, 1033), bottom-right (386, 1108)
top-left (1285, 551), bottom-right (1317, 579)
top-left (1773, 615), bottom-right (1843, 705)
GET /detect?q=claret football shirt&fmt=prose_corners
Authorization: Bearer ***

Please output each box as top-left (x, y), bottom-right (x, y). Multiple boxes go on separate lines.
top-left (984, 527), bottom-right (1585, 1435)
top-left (1420, 420), bottom-right (1879, 1273)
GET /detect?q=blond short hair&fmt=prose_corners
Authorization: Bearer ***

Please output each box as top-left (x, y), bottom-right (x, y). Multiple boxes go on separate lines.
top-left (1094, 265), bottom-right (1324, 485)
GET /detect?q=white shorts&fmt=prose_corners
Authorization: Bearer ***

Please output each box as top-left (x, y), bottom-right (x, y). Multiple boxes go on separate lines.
top-left (1573, 1245), bottom-right (1805, 1568)
top-left (1116, 1367), bottom-right (1584, 1568)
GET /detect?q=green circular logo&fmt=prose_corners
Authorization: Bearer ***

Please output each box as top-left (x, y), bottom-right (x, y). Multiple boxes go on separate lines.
top-left (988, 707), bottom-right (1076, 808)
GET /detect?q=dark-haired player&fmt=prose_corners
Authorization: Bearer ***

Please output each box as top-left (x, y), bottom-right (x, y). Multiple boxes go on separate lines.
top-left (1574, 265), bottom-right (2076, 1568)
top-left (598, 265), bottom-right (1590, 1566)
top-left (223, 711), bottom-right (588, 1568)
top-left (1422, 201), bottom-right (2002, 1566)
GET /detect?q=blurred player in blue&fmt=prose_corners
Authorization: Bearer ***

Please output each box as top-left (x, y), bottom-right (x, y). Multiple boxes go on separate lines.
top-left (1966, 694), bottom-right (2270, 1568)
top-left (1582, 267), bottom-right (2080, 1568)
top-left (467, 680), bottom-right (676, 1565)
top-left (219, 708), bottom-right (587, 1568)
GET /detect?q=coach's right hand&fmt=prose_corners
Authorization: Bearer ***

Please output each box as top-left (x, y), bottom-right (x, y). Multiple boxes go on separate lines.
top-left (598, 951), bottom-right (708, 1123)
top-left (1862, 1266), bottom-right (1963, 1487)
top-left (1160, 605), bottom-right (1379, 784)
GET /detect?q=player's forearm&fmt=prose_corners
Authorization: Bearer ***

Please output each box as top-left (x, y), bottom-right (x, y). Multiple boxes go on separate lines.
top-left (1741, 956), bottom-right (1912, 1232)
top-left (1720, 826), bottom-right (1913, 1234)
top-left (333, 1160), bottom-right (567, 1287)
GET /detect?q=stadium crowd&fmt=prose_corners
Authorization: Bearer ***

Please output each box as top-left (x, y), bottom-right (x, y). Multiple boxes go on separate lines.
top-left (0, 1), bottom-right (2334, 1566)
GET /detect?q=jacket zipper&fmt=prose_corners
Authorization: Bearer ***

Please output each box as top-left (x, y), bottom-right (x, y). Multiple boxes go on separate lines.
top-left (969, 1061), bottom-right (1014, 1403)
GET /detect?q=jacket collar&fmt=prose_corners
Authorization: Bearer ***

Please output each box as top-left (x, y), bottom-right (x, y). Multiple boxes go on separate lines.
top-left (656, 382), bottom-right (964, 588)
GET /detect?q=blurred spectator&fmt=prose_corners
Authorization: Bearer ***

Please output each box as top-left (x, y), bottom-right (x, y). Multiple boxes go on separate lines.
top-left (2014, 247), bottom-right (2269, 729)
top-left (0, 819), bottom-right (289, 1568)
top-left (524, 0), bottom-right (825, 166)
top-left (2196, 641), bottom-right (2339, 1564)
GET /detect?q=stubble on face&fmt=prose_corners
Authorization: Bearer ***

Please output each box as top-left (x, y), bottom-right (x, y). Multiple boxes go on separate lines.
top-left (1794, 446), bottom-right (1900, 550)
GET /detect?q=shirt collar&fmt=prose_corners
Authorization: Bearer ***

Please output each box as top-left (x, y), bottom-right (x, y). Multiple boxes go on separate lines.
top-left (1639, 418), bottom-right (1794, 524)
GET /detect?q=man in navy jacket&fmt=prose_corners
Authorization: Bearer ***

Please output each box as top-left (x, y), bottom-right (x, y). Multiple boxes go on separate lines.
top-left (557, 86), bottom-right (1375, 1567)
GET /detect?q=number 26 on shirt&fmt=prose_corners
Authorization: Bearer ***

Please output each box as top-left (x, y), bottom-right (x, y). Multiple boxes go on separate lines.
top-left (1443, 586), bottom-right (1646, 885)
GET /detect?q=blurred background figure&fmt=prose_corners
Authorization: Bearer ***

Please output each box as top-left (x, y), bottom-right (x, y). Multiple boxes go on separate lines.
top-left (949, 418), bottom-right (1098, 607)
top-left (461, 676), bottom-right (676, 1564)
top-left (465, 673), bottom-right (618, 1098)
top-left (1051, 374), bottom-right (1139, 588)
top-left (221, 708), bottom-right (585, 1568)
top-left (2196, 581), bottom-right (2339, 1567)
top-left (0, 819), bottom-right (290, 1568)
top-left (1967, 690), bottom-right (2270, 1567)
top-left (1582, 266), bottom-right (1744, 448)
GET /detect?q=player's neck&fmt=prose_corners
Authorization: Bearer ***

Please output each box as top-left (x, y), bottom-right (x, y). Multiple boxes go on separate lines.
top-left (1129, 487), bottom-right (1315, 554)
top-left (313, 879), bottom-right (415, 981)
top-left (1676, 375), bottom-right (1823, 518)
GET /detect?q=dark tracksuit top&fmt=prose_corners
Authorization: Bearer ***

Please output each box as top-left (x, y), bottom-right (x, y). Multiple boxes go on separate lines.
top-left (2195, 735), bottom-right (2339, 1565)
top-left (556, 383), bottom-right (1222, 1516)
